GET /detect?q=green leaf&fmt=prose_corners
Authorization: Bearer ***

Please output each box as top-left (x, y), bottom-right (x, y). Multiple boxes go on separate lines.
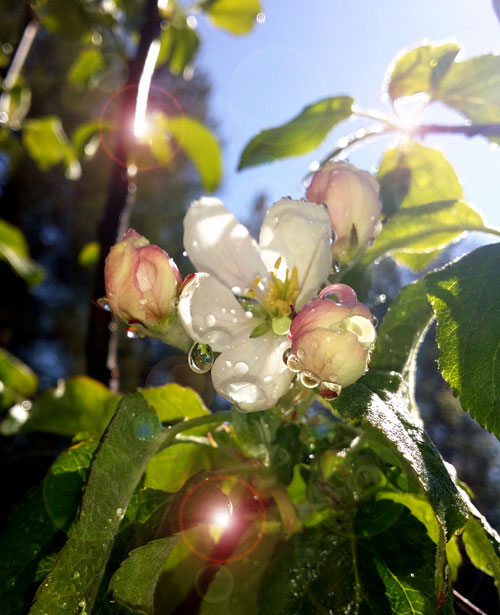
top-left (202, 0), bottom-right (261, 35)
top-left (43, 438), bottom-right (99, 533)
top-left (463, 517), bottom-right (500, 593)
top-left (332, 373), bottom-right (468, 537)
top-left (21, 376), bottom-right (119, 436)
top-left (425, 243), bottom-right (500, 438)
top-left (167, 116), bottom-right (222, 191)
top-left (157, 21), bottom-right (200, 74)
top-left (0, 218), bottom-right (44, 286)
top-left (0, 485), bottom-right (59, 615)
top-left (140, 383), bottom-right (209, 422)
top-left (109, 536), bottom-right (181, 615)
top-left (0, 348), bottom-right (38, 410)
top-left (145, 442), bottom-right (212, 492)
top-left (68, 49), bottom-right (105, 88)
top-left (377, 142), bottom-right (463, 217)
top-left (370, 278), bottom-right (433, 376)
top-left (71, 120), bottom-right (104, 159)
top-left (363, 199), bottom-right (484, 271)
top-left (388, 42), bottom-right (460, 101)
top-left (77, 241), bottom-right (99, 267)
top-left (238, 96), bottom-right (353, 169)
top-left (22, 116), bottom-right (80, 178)
top-left (40, 0), bottom-right (115, 38)
top-left (438, 54), bottom-right (500, 142)
top-left (260, 506), bottom-right (441, 615)
top-left (29, 393), bottom-right (166, 615)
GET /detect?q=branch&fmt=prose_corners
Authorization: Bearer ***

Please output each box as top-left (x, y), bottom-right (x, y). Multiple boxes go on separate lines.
top-left (411, 122), bottom-right (500, 138)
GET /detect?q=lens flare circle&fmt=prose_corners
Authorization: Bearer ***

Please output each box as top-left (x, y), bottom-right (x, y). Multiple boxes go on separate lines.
top-left (178, 475), bottom-right (266, 563)
top-left (98, 83), bottom-right (184, 171)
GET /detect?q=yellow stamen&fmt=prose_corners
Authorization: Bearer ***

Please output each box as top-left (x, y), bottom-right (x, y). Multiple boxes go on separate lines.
top-left (274, 256), bottom-right (282, 270)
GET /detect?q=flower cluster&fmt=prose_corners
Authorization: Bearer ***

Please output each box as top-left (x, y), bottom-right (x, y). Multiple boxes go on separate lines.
top-left (103, 162), bottom-right (381, 412)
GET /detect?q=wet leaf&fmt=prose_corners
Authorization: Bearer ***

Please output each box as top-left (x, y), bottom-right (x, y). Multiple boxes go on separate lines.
top-left (238, 96), bottom-right (353, 169)
top-left (140, 383), bottom-right (210, 422)
top-left (370, 278), bottom-right (433, 376)
top-left (29, 393), bottom-right (166, 615)
top-left (0, 347), bottom-right (38, 410)
top-left (202, 0), bottom-right (262, 35)
top-left (387, 42), bottom-right (460, 101)
top-left (21, 376), bottom-right (119, 436)
top-left (438, 54), bottom-right (500, 143)
top-left (0, 485), bottom-right (60, 615)
top-left (68, 49), bottom-right (105, 88)
top-left (331, 372), bottom-right (468, 537)
top-left (425, 244), bottom-right (500, 438)
top-left (109, 536), bottom-right (181, 615)
top-left (0, 219), bottom-right (44, 286)
top-left (364, 199), bottom-right (484, 271)
top-left (157, 21), bottom-right (199, 74)
top-left (77, 241), bottom-right (99, 267)
top-left (43, 438), bottom-right (99, 533)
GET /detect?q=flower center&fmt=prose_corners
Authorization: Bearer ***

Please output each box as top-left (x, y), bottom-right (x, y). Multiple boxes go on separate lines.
top-left (244, 257), bottom-right (299, 336)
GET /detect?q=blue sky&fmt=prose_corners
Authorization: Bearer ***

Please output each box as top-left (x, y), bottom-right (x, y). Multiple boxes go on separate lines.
top-left (190, 0), bottom-right (500, 228)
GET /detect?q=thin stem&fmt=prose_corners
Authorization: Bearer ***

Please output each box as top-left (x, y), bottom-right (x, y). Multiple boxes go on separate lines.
top-left (159, 411), bottom-right (232, 449)
top-left (352, 106), bottom-right (395, 126)
top-left (268, 485), bottom-right (300, 536)
top-left (413, 122), bottom-right (500, 138)
top-left (453, 590), bottom-right (488, 615)
top-left (0, 18), bottom-right (39, 117)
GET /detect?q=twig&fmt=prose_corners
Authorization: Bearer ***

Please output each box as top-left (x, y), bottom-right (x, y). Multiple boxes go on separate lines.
top-left (453, 589), bottom-right (488, 615)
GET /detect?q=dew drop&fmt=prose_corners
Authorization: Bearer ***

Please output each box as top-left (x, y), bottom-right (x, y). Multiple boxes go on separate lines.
top-left (126, 326), bottom-right (144, 339)
top-left (234, 361), bottom-right (249, 375)
top-left (220, 307), bottom-right (227, 314)
top-left (171, 296), bottom-right (180, 308)
top-left (318, 382), bottom-right (342, 399)
top-left (96, 297), bottom-right (111, 311)
top-left (225, 360), bottom-right (232, 368)
top-left (205, 314), bottom-right (216, 327)
top-left (188, 343), bottom-right (214, 374)
top-left (300, 370), bottom-right (320, 388)
top-left (133, 413), bottom-right (162, 441)
top-left (286, 352), bottom-right (303, 373)
top-left (296, 347), bottom-right (306, 360)
top-left (371, 315), bottom-right (378, 328)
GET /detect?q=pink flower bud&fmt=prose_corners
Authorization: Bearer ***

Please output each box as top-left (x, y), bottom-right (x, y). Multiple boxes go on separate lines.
top-left (288, 284), bottom-right (376, 389)
top-left (306, 161), bottom-right (382, 261)
top-left (104, 229), bottom-right (181, 327)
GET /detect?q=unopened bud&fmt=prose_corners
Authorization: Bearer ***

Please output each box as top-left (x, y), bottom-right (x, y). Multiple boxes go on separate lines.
top-left (306, 161), bottom-right (382, 262)
top-left (104, 229), bottom-right (181, 328)
top-left (288, 284), bottom-right (376, 388)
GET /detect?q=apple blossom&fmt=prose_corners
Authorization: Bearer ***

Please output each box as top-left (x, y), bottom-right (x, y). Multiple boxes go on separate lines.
top-left (306, 161), bottom-right (382, 261)
top-left (178, 197), bottom-right (332, 412)
top-left (288, 283), bottom-right (376, 397)
top-left (104, 228), bottom-right (181, 329)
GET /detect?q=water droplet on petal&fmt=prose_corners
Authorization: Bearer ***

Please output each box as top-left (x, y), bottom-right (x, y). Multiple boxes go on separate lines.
top-left (96, 297), bottom-right (111, 311)
top-left (188, 343), bottom-right (214, 374)
top-left (171, 296), bottom-right (180, 308)
top-left (330, 261), bottom-right (340, 275)
top-left (205, 314), bottom-right (216, 327)
top-left (296, 347), bottom-right (306, 360)
top-left (126, 326), bottom-right (144, 339)
top-left (300, 370), bottom-right (320, 388)
top-left (318, 382), bottom-right (342, 399)
top-left (285, 351), bottom-right (302, 372)
top-left (234, 361), bottom-right (249, 375)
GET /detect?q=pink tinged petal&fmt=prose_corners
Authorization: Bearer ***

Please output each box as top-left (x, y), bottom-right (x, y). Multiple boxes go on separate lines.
top-left (134, 246), bottom-right (179, 323)
top-left (319, 283), bottom-right (358, 306)
top-left (178, 273), bottom-right (259, 352)
top-left (211, 332), bottom-right (293, 412)
top-left (259, 199), bottom-right (331, 310)
top-left (183, 197), bottom-right (268, 293)
top-left (292, 328), bottom-right (369, 387)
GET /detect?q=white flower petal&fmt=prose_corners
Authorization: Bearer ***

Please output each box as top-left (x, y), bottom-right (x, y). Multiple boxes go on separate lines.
top-left (184, 197), bottom-right (268, 293)
top-left (211, 332), bottom-right (293, 412)
top-left (259, 199), bottom-right (332, 310)
top-left (178, 273), bottom-right (260, 352)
